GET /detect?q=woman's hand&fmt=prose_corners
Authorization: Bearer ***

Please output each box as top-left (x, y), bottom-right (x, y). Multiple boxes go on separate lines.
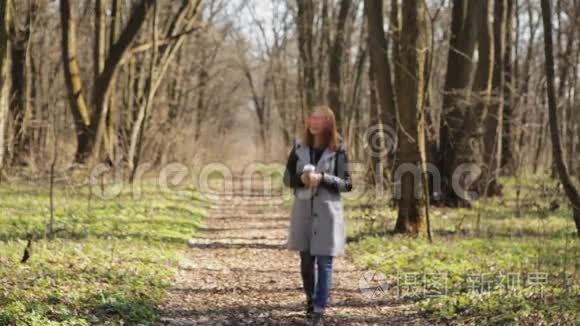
top-left (301, 172), bottom-right (322, 188)
top-left (300, 172), bottom-right (311, 187)
top-left (309, 172), bottom-right (322, 187)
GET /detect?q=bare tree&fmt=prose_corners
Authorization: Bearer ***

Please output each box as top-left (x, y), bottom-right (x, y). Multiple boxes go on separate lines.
top-left (60, 0), bottom-right (157, 164)
top-left (437, 0), bottom-right (486, 207)
top-left (483, 0), bottom-right (508, 195)
top-left (105, 0), bottom-right (123, 163)
top-left (128, 0), bottom-right (203, 177)
top-left (540, 0), bottom-right (580, 236)
top-left (0, 0), bottom-right (12, 173)
top-left (364, 0), bottom-right (397, 175)
top-left (296, 0), bottom-right (315, 118)
top-left (327, 0), bottom-right (352, 132)
top-left (472, 0), bottom-right (495, 195)
top-left (9, 0), bottom-right (35, 167)
top-left (501, 0), bottom-right (514, 173)
top-left (393, 0), bottom-right (428, 235)
top-left (59, 0), bottom-right (92, 163)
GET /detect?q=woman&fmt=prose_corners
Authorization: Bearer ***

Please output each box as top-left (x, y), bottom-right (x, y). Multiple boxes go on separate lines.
top-left (282, 106), bottom-right (353, 325)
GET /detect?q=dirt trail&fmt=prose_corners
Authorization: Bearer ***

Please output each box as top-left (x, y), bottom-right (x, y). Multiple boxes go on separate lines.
top-left (155, 177), bottom-right (422, 325)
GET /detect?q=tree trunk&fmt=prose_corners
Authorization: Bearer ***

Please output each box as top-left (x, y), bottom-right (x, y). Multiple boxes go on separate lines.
top-left (0, 0), bottom-right (11, 170)
top-left (472, 0), bottom-right (496, 195)
top-left (59, 0), bottom-right (93, 163)
top-left (364, 0), bottom-right (397, 176)
top-left (367, 51), bottom-right (383, 195)
top-left (573, 49), bottom-right (580, 177)
top-left (345, 19), bottom-right (367, 143)
top-left (516, 0), bottom-right (539, 165)
top-left (483, 0), bottom-right (507, 196)
top-left (540, 0), bottom-right (580, 236)
top-left (60, 0), bottom-right (156, 164)
top-left (393, 0), bottom-right (428, 236)
top-left (501, 0), bottom-right (514, 173)
top-left (10, 1), bottom-right (35, 167)
top-left (390, 0), bottom-right (400, 66)
top-left (128, 0), bottom-right (201, 175)
top-left (533, 96), bottom-right (548, 173)
top-left (194, 67), bottom-right (208, 142)
top-left (438, 0), bottom-right (486, 206)
top-left (105, 0), bottom-right (122, 164)
top-left (93, 0), bottom-right (109, 162)
top-left (94, 0), bottom-right (106, 94)
top-left (554, 0), bottom-right (575, 174)
top-left (130, 2), bottom-right (159, 182)
top-left (316, 0), bottom-right (329, 103)
top-left (93, 0), bottom-right (157, 165)
top-left (327, 0), bottom-right (352, 133)
top-left (296, 0), bottom-right (315, 116)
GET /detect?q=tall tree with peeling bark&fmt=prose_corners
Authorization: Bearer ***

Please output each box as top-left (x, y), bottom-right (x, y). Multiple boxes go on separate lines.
top-left (540, 0), bottom-right (580, 236)
top-left (393, 0), bottom-right (428, 235)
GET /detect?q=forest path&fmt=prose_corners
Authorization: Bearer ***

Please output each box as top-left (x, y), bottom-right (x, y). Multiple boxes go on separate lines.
top-left (155, 177), bottom-right (421, 325)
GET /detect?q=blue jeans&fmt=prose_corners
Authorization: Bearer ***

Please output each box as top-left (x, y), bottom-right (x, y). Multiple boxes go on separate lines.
top-left (300, 251), bottom-right (333, 313)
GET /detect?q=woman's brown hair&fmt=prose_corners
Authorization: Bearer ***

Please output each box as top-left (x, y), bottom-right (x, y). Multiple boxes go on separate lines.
top-left (302, 105), bottom-right (341, 152)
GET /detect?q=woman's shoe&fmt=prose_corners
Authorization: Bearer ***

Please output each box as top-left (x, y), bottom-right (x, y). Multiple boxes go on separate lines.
top-left (305, 301), bottom-right (314, 319)
top-left (310, 312), bottom-right (324, 326)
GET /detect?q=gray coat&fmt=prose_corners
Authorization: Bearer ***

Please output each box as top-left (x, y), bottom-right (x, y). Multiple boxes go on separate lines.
top-left (282, 139), bottom-right (353, 256)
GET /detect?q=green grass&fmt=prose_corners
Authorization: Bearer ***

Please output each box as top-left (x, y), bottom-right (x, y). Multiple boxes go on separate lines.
top-left (345, 175), bottom-right (580, 325)
top-left (0, 180), bottom-right (207, 325)
top-left (5, 172), bottom-right (578, 324)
